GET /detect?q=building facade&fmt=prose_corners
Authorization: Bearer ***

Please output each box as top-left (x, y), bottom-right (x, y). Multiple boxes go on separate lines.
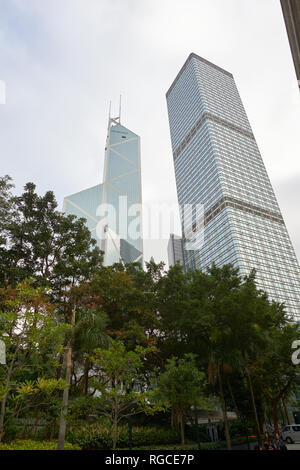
top-left (63, 117), bottom-right (143, 266)
top-left (281, 0), bottom-right (300, 90)
top-left (166, 53), bottom-right (300, 318)
top-left (168, 233), bottom-right (185, 267)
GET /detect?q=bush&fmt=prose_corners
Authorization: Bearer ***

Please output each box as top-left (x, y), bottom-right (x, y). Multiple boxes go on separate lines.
top-left (130, 436), bottom-right (257, 450)
top-left (185, 424), bottom-right (211, 443)
top-left (1, 420), bottom-right (19, 442)
top-left (119, 427), bottom-right (180, 448)
top-left (229, 419), bottom-right (254, 438)
top-left (1, 416), bottom-right (60, 442)
top-left (67, 423), bottom-right (181, 450)
top-left (130, 410), bottom-right (172, 429)
top-left (0, 440), bottom-right (80, 450)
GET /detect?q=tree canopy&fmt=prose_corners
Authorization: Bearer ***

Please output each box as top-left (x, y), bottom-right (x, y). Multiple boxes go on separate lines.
top-left (1, 176), bottom-right (299, 450)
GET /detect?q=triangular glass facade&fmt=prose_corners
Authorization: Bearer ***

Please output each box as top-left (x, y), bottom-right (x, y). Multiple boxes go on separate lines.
top-left (63, 119), bottom-right (143, 266)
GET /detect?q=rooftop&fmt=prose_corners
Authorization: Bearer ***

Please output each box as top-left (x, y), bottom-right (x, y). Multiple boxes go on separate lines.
top-left (166, 52), bottom-right (233, 97)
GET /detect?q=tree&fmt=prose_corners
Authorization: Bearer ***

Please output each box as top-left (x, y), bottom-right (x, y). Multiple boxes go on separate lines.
top-left (72, 307), bottom-right (111, 396)
top-left (88, 341), bottom-right (160, 450)
top-left (57, 302), bottom-right (111, 450)
top-left (4, 377), bottom-right (67, 439)
top-left (0, 281), bottom-right (68, 441)
top-left (155, 263), bottom-right (287, 449)
top-left (57, 307), bottom-right (76, 451)
top-left (223, 271), bottom-right (287, 444)
top-left (253, 323), bottom-right (300, 433)
top-left (156, 264), bottom-right (204, 362)
top-left (0, 175), bottom-right (16, 246)
top-left (0, 178), bottom-right (104, 446)
top-left (0, 180), bottom-right (102, 296)
top-left (200, 264), bottom-right (243, 450)
top-left (72, 267), bottom-right (158, 350)
top-left (201, 265), bottom-right (286, 448)
top-left (156, 354), bottom-right (206, 445)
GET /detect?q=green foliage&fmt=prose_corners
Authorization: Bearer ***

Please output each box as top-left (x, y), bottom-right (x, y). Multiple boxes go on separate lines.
top-left (0, 439), bottom-right (80, 450)
top-left (67, 423), bottom-right (180, 450)
top-left (228, 418), bottom-right (254, 437)
top-left (0, 179), bottom-right (102, 292)
top-left (0, 179), bottom-right (297, 450)
top-left (73, 309), bottom-right (111, 352)
top-left (185, 424), bottom-right (211, 443)
top-left (252, 323), bottom-right (300, 431)
top-left (86, 340), bottom-right (164, 449)
top-left (156, 354), bottom-right (206, 411)
top-left (0, 175), bottom-right (16, 246)
top-left (89, 340), bottom-right (161, 419)
top-left (73, 266), bottom-right (159, 350)
top-left (0, 282), bottom-right (69, 441)
top-left (1, 420), bottom-right (19, 442)
top-left (14, 378), bottom-right (68, 401)
top-left (254, 323), bottom-right (300, 397)
top-left (132, 436), bottom-right (257, 450)
top-left (155, 353), bottom-right (206, 444)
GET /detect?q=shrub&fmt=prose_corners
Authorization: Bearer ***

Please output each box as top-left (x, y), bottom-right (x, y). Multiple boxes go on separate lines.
top-left (67, 423), bottom-right (181, 450)
top-left (0, 440), bottom-right (80, 450)
top-left (229, 419), bottom-right (254, 437)
top-left (185, 424), bottom-right (211, 443)
top-left (129, 436), bottom-right (257, 450)
top-left (1, 420), bottom-right (19, 442)
top-left (118, 426), bottom-right (180, 448)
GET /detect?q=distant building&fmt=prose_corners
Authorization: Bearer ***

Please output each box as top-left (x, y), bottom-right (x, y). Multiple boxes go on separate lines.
top-left (166, 53), bottom-right (300, 319)
top-left (281, 0), bottom-right (300, 90)
top-left (63, 116), bottom-right (143, 266)
top-left (168, 234), bottom-right (185, 267)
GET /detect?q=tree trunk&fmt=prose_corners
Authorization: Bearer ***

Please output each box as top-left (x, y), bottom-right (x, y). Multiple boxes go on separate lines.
top-left (171, 408), bottom-right (174, 428)
top-left (83, 358), bottom-right (90, 396)
top-left (179, 414), bottom-right (185, 446)
top-left (282, 399), bottom-right (290, 425)
top-left (0, 391), bottom-right (8, 443)
top-left (0, 346), bottom-right (19, 442)
top-left (57, 309), bottom-right (75, 450)
top-left (113, 413), bottom-right (118, 450)
top-left (244, 363), bottom-right (262, 447)
top-left (56, 352), bottom-right (64, 380)
top-left (33, 410), bottom-right (40, 439)
top-left (272, 400), bottom-right (279, 434)
top-left (217, 365), bottom-right (231, 450)
top-left (226, 376), bottom-right (240, 418)
top-left (256, 400), bottom-right (265, 434)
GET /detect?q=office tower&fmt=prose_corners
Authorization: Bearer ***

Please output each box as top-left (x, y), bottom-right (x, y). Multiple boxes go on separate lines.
top-left (166, 53), bottom-right (300, 318)
top-left (63, 116), bottom-right (143, 266)
top-left (168, 233), bottom-right (185, 267)
top-left (281, 0), bottom-right (300, 90)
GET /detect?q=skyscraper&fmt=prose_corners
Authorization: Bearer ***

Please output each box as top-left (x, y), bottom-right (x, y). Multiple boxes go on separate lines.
top-left (63, 115), bottom-right (143, 266)
top-left (281, 0), bottom-right (300, 90)
top-left (166, 53), bottom-right (300, 319)
top-left (168, 233), bottom-right (185, 267)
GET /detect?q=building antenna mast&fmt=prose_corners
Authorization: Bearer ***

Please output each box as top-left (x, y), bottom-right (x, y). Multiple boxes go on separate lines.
top-left (119, 94), bottom-right (122, 124)
top-left (109, 100), bottom-right (112, 120)
top-left (108, 97), bottom-right (122, 127)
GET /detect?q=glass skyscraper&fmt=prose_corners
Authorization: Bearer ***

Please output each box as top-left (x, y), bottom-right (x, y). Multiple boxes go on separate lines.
top-left (63, 117), bottom-right (143, 266)
top-left (166, 53), bottom-right (300, 319)
top-left (280, 0), bottom-right (300, 91)
top-left (168, 233), bottom-right (185, 267)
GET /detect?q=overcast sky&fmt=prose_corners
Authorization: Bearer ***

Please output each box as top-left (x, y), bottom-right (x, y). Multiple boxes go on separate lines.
top-left (1, 0), bottom-right (299, 266)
